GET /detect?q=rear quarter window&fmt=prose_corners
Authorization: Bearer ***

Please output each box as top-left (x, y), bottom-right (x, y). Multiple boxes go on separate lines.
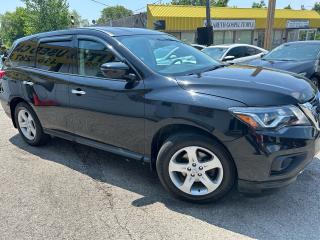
top-left (8, 38), bottom-right (37, 67)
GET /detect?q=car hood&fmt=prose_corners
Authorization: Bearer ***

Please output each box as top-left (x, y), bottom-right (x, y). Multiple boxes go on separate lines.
top-left (245, 58), bottom-right (315, 76)
top-left (176, 65), bottom-right (317, 106)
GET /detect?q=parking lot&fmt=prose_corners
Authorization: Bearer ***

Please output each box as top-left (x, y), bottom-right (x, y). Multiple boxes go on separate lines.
top-left (0, 107), bottom-right (319, 240)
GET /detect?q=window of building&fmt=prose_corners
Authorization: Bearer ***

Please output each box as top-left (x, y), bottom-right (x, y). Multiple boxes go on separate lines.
top-left (235, 31), bottom-right (252, 44)
top-left (78, 39), bottom-right (118, 78)
top-left (36, 40), bottom-right (73, 73)
top-left (181, 32), bottom-right (195, 44)
top-left (9, 39), bottom-right (37, 67)
top-left (272, 30), bottom-right (284, 48)
top-left (213, 31), bottom-right (224, 45)
top-left (224, 31), bottom-right (234, 44)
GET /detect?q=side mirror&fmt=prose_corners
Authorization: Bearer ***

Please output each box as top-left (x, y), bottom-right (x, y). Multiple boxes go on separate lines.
top-left (223, 55), bottom-right (235, 61)
top-left (100, 62), bottom-right (136, 81)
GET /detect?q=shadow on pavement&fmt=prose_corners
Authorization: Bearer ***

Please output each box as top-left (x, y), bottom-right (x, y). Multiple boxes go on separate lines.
top-left (10, 134), bottom-right (320, 240)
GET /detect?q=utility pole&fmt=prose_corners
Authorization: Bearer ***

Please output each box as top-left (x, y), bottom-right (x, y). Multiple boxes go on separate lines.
top-left (264, 0), bottom-right (276, 50)
top-left (205, 0), bottom-right (211, 27)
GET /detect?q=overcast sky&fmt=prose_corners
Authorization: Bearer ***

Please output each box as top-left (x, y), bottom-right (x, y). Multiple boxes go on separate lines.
top-left (1, 0), bottom-right (319, 21)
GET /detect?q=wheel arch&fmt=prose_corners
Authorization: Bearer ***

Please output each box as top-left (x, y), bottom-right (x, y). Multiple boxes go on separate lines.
top-left (9, 97), bottom-right (29, 128)
top-left (150, 124), bottom-right (236, 175)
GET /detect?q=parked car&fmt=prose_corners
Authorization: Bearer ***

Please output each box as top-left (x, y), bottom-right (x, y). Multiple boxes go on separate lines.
top-left (202, 44), bottom-right (268, 64)
top-left (1, 27), bottom-right (319, 202)
top-left (245, 41), bottom-right (320, 88)
top-left (191, 44), bottom-right (206, 51)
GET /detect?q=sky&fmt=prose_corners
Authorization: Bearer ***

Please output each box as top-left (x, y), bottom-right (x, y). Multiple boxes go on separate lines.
top-left (1, 0), bottom-right (319, 21)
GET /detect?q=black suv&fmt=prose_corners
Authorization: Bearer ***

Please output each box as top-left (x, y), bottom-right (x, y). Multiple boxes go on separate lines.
top-left (1, 27), bottom-right (319, 202)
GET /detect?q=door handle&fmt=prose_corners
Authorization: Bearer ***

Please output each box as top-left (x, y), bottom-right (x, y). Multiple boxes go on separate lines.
top-left (71, 89), bottom-right (86, 95)
top-left (23, 81), bottom-right (34, 86)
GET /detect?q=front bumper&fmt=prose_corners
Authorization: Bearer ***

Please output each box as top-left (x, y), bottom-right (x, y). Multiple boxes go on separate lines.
top-left (224, 125), bottom-right (319, 193)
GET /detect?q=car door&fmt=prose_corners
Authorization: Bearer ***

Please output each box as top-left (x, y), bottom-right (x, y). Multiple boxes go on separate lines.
top-left (235, 46), bottom-right (264, 63)
top-left (68, 35), bottom-right (145, 154)
top-left (224, 47), bottom-right (245, 63)
top-left (21, 36), bottom-right (75, 133)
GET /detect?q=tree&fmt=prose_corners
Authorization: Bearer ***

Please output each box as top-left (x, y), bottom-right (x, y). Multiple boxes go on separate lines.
top-left (252, 0), bottom-right (266, 8)
top-left (23, 0), bottom-right (69, 35)
top-left (97, 5), bottom-right (133, 25)
top-left (0, 7), bottom-right (27, 46)
top-left (313, 2), bottom-right (320, 12)
top-left (214, 0), bottom-right (229, 7)
top-left (171, 0), bottom-right (229, 7)
top-left (301, 5), bottom-right (306, 10)
top-left (284, 4), bottom-right (292, 9)
top-left (69, 10), bottom-right (90, 27)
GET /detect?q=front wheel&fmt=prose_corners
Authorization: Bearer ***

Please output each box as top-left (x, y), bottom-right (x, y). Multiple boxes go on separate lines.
top-left (156, 133), bottom-right (236, 202)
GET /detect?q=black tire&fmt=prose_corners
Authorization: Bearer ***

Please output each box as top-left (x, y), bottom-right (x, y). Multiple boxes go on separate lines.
top-left (14, 102), bottom-right (50, 146)
top-left (156, 132), bottom-right (236, 203)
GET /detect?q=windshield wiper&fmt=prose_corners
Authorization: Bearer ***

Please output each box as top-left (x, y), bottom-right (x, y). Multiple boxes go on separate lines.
top-left (184, 65), bottom-right (225, 76)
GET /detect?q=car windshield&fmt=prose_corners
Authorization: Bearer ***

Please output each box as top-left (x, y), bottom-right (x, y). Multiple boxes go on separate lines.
top-left (117, 34), bottom-right (220, 76)
top-left (263, 43), bottom-right (320, 61)
top-left (202, 47), bottom-right (228, 60)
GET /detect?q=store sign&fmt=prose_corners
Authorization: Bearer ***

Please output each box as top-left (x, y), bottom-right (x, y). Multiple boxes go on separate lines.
top-left (204, 20), bottom-right (256, 30)
top-left (286, 20), bottom-right (309, 29)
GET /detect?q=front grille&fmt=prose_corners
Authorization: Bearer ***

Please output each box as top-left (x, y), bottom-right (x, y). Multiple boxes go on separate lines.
top-left (300, 94), bottom-right (320, 130)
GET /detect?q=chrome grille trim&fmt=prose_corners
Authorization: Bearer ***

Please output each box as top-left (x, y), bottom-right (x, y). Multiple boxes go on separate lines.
top-left (300, 94), bottom-right (320, 131)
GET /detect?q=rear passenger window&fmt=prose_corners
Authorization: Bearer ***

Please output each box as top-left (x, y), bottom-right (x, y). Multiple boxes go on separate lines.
top-left (36, 41), bottom-right (73, 73)
top-left (246, 47), bottom-right (262, 56)
top-left (78, 40), bottom-right (118, 78)
top-left (9, 39), bottom-right (37, 67)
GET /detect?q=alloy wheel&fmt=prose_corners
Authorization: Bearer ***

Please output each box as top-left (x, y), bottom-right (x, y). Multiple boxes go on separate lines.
top-left (18, 109), bottom-right (37, 140)
top-left (168, 146), bottom-right (224, 196)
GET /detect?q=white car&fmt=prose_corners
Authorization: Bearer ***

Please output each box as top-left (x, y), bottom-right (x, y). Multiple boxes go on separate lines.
top-left (202, 44), bottom-right (268, 64)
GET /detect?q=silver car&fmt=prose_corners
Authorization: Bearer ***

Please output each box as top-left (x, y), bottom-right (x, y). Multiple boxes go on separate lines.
top-left (202, 44), bottom-right (268, 64)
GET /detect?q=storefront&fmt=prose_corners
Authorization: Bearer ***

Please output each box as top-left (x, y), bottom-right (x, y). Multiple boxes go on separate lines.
top-left (147, 5), bottom-right (320, 48)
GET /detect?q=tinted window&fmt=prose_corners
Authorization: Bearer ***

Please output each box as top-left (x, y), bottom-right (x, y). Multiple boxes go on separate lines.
top-left (36, 41), bottom-right (73, 73)
top-left (78, 40), bottom-right (118, 78)
top-left (245, 47), bottom-right (262, 56)
top-left (227, 47), bottom-right (245, 59)
top-left (117, 34), bottom-right (220, 76)
top-left (9, 39), bottom-right (37, 67)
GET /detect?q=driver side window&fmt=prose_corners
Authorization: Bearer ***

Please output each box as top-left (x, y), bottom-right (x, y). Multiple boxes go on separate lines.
top-left (227, 47), bottom-right (243, 59)
top-left (78, 39), bottom-right (119, 78)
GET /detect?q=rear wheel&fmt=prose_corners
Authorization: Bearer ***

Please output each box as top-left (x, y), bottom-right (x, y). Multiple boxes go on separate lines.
top-left (156, 133), bottom-right (235, 202)
top-left (14, 102), bottom-right (50, 146)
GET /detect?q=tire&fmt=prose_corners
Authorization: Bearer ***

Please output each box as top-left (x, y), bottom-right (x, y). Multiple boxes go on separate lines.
top-left (156, 133), bottom-right (236, 203)
top-left (14, 102), bottom-right (50, 146)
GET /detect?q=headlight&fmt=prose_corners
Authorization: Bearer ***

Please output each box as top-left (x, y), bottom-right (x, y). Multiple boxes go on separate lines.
top-left (229, 105), bottom-right (310, 130)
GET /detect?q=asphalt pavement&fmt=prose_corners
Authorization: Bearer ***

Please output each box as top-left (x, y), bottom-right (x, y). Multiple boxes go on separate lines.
top-left (0, 108), bottom-right (319, 240)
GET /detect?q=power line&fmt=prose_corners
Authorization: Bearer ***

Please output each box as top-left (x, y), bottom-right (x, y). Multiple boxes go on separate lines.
top-left (89, 0), bottom-right (109, 7)
top-left (133, 0), bottom-right (163, 13)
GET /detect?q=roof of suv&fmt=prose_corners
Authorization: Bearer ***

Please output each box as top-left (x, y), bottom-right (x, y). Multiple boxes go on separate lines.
top-left (16, 27), bottom-right (164, 42)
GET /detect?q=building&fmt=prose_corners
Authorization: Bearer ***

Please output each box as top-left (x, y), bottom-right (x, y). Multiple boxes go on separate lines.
top-left (146, 5), bottom-right (320, 48)
top-left (108, 13), bottom-right (147, 28)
